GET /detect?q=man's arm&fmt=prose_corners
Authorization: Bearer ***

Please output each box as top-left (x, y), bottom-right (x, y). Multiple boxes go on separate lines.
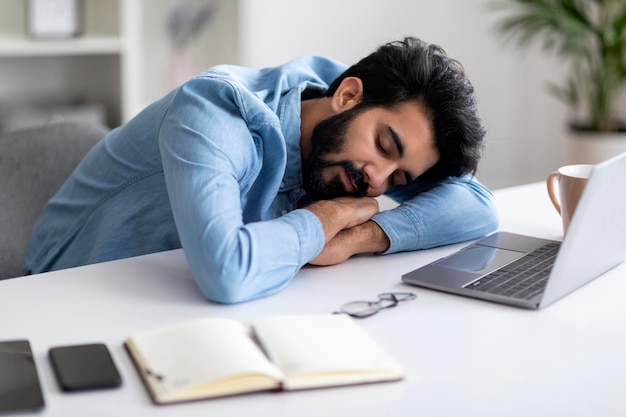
top-left (159, 78), bottom-right (332, 304)
top-left (310, 175), bottom-right (498, 265)
top-left (372, 175), bottom-right (499, 253)
top-left (303, 197), bottom-right (380, 246)
top-left (308, 221), bottom-right (389, 265)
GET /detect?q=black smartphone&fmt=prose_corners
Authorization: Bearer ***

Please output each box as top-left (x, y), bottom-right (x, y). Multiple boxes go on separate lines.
top-left (0, 340), bottom-right (45, 414)
top-left (48, 343), bottom-right (122, 392)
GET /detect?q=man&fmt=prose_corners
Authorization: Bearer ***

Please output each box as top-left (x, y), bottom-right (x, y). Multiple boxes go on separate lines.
top-left (24, 37), bottom-right (498, 303)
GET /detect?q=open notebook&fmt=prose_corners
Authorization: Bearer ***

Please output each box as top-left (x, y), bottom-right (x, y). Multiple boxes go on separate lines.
top-left (125, 314), bottom-right (404, 404)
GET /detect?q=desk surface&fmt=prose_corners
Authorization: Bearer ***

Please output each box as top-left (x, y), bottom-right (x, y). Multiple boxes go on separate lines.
top-left (2, 182), bottom-right (625, 417)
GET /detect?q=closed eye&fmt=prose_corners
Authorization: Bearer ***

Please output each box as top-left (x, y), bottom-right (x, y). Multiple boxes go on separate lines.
top-left (376, 138), bottom-right (389, 156)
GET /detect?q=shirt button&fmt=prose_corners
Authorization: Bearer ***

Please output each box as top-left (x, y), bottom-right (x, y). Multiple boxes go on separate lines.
top-left (294, 187), bottom-right (301, 193)
top-left (280, 182), bottom-right (285, 189)
top-left (281, 210), bottom-right (288, 216)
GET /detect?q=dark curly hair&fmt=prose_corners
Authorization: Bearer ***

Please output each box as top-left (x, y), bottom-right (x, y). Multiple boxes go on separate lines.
top-left (325, 36), bottom-right (486, 180)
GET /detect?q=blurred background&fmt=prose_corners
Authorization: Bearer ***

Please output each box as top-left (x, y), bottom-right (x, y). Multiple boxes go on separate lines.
top-left (1, 0), bottom-right (623, 189)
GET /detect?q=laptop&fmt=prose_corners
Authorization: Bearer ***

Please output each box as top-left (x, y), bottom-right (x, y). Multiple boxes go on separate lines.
top-left (402, 152), bottom-right (626, 309)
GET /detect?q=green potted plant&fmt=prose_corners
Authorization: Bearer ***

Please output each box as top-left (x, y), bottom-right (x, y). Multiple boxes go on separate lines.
top-left (489, 0), bottom-right (626, 163)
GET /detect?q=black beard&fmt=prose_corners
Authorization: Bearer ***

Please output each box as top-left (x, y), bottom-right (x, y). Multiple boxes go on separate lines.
top-left (303, 159), bottom-right (368, 200)
top-left (302, 106), bottom-right (369, 200)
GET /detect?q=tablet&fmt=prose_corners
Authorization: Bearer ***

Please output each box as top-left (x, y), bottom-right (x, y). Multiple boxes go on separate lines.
top-left (0, 340), bottom-right (45, 413)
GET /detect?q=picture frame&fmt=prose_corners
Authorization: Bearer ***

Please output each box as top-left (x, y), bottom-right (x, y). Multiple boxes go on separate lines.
top-left (27, 0), bottom-right (82, 38)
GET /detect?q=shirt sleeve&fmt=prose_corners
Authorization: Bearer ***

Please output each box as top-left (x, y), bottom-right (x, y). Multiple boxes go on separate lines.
top-left (158, 77), bottom-right (324, 304)
top-left (372, 175), bottom-right (499, 253)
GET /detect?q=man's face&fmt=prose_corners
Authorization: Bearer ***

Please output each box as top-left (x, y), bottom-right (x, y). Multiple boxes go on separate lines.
top-left (303, 100), bottom-right (439, 200)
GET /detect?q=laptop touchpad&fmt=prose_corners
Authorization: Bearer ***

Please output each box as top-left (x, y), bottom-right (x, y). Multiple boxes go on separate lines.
top-left (403, 246), bottom-right (524, 288)
top-left (436, 246), bottom-right (523, 274)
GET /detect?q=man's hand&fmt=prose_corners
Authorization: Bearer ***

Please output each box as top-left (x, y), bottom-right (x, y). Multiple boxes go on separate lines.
top-left (303, 197), bottom-right (391, 266)
top-left (303, 197), bottom-right (379, 244)
top-left (309, 220), bottom-right (391, 265)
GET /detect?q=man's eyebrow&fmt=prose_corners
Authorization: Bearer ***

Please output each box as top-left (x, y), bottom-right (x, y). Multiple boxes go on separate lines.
top-left (386, 125), bottom-right (404, 158)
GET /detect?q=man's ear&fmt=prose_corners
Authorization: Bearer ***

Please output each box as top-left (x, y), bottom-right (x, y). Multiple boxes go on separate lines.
top-left (330, 77), bottom-right (363, 113)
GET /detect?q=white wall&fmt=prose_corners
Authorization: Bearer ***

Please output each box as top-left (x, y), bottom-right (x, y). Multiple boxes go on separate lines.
top-left (238, 0), bottom-right (569, 189)
top-left (137, 0), bottom-right (240, 106)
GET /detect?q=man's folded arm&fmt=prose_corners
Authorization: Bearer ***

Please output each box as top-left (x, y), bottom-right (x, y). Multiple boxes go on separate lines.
top-left (158, 81), bottom-right (325, 304)
top-left (308, 176), bottom-right (498, 266)
top-left (372, 175), bottom-right (499, 253)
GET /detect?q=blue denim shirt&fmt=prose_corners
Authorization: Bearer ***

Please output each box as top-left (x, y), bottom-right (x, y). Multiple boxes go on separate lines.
top-left (24, 56), bottom-right (498, 303)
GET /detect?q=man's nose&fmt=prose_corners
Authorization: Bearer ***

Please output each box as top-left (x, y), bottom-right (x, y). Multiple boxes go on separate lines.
top-left (363, 162), bottom-right (395, 189)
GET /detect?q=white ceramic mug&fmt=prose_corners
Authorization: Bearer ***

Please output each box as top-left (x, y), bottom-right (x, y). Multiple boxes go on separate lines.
top-left (546, 164), bottom-right (594, 234)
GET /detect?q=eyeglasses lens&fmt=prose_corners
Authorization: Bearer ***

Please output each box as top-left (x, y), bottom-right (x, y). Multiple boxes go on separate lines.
top-left (341, 301), bottom-right (381, 318)
top-left (339, 292), bottom-right (417, 318)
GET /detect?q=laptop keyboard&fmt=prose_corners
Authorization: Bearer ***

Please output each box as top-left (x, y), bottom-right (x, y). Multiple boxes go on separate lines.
top-left (465, 242), bottom-right (561, 300)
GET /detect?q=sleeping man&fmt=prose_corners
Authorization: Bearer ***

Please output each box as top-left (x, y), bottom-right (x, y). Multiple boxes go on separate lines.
top-left (24, 37), bottom-right (498, 303)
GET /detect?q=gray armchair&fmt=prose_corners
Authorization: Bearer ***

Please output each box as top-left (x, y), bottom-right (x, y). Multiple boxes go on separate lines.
top-left (0, 122), bottom-right (109, 279)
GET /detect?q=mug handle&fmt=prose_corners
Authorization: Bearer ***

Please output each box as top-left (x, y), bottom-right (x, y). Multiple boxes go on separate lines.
top-left (546, 172), bottom-right (561, 214)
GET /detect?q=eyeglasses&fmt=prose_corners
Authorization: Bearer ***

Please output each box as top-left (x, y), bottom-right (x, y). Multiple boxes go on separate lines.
top-left (337, 292), bottom-right (417, 318)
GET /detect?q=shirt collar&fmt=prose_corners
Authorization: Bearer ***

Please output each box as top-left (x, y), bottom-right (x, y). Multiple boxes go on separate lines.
top-left (277, 82), bottom-right (325, 191)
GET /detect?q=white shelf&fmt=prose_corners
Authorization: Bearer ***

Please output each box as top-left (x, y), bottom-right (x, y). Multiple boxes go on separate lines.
top-left (0, 36), bottom-right (124, 57)
top-left (0, 0), bottom-right (135, 128)
top-left (0, 0), bottom-right (238, 128)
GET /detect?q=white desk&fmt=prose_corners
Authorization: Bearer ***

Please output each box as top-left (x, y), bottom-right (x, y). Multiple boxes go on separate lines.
top-left (2, 182), bottom-right (625, 416)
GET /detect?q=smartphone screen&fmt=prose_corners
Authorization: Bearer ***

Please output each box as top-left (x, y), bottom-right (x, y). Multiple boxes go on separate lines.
top-left (49, 343), bottom-right (122, 391)
top-left (0, 340), bottom-right (45, 413)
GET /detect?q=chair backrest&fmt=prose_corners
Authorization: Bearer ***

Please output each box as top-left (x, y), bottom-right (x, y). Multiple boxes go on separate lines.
top-left (0, 122), bottom-right (109, 279)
